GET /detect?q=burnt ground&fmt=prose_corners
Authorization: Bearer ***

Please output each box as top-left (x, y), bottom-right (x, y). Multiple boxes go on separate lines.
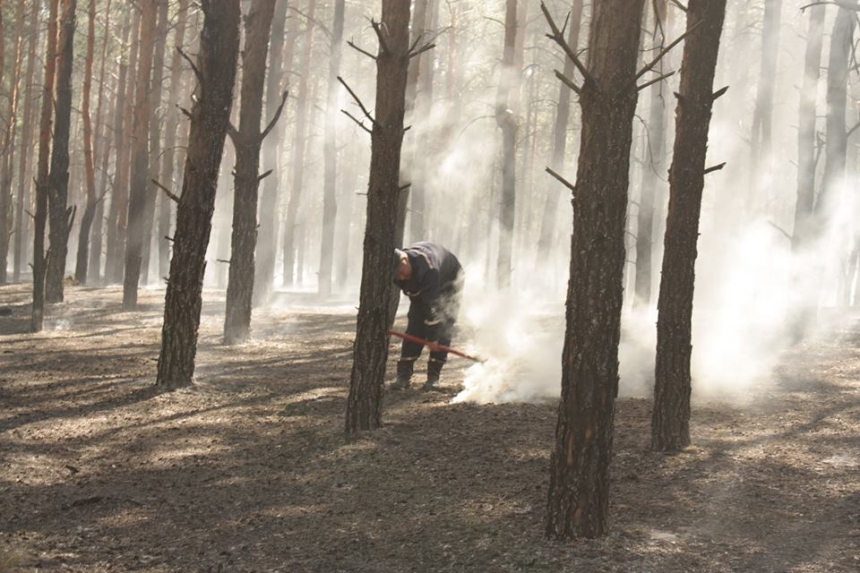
top-left (0, 282), bottom-right (858, 573)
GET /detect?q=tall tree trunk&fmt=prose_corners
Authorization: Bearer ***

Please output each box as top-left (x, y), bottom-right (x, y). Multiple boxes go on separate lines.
top-left (123, 0), bottom-right (158, 309)
top-left (633, 0), bottom-right (668, 308)
top-left (105, 8), bottom-right (133, 284)
top-left (345, 0), bottom-right (412, 433)
top-left (32, 0), bottom-right (59, 331)
top-left (13, 0), bottom-right (39, 282)
top-left (748, 0), bottom-right (781, 212)
top-left (0, 0), bottom-right (24, 285)
top-left (140, 0), bottom-right (169, 285)
top-left (74, 0), bottom-right (99, 285)
top-left (544, 0), bottom-right (646, 540)
top-left (652, 0), bottom-right (728, 452)
top-left (45, 0), bottom-right (77, 304)
top-left (158, 0), bottom-right (190, 280)
top-left (495, 0), bottom-right (518, 289)
top-left (224, 0), bottom-right (278, 345)
top-left (537, 0), bottom-right (584, 265)
top-left (282, 0), bottom-right (317, 288)
top-left (254, 0), bottom-right (293, 305)
top-left (816, 4), bottom-right (855, 224)
top-left (318, 0), bottom-right (346, 298)
top-left (156, 0), bottom-right (241, 390)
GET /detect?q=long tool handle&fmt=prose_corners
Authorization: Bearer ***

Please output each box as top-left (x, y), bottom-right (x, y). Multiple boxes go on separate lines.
top-left (388, 330), bottom-right (485, 363)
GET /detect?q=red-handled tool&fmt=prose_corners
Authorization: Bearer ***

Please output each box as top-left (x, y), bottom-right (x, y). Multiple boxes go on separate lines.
top-left (388, 330), bottom-right (485, 363)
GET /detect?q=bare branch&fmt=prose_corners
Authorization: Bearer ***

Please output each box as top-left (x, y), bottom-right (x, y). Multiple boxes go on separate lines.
top-left (633, 20), bottom-right (704, 85)
top-left (712, 86), bottom-right (729, 101)
top-left (152, 178), bottom-right (180, 203)
top-left (216, 259), bottom-right (231, 264)
top-left (541, 2), bottom-right (594, 86)
top-left (546, 166), bottom-right (576, 195)
top-left (342, 110), bottom-right (372, 134)
top-left (338, 76), bottom-right (375, 125)
top-left (261, 90), bottom-right (289, 141)
top-left (847, 119), bottom-right (860, 138)
top-left (768, 220), bottom-right (792, 242)
top-left (177, 47), bottom-right (203, 85)
top-left (409, 42), bottom-right (436, 60)
top-left (371, 19), bottom-right (389, 55)
top-left (347, 39), bottom-right (377, 61)
top-left (554, 69), bottom-right (582, 96)
top-left (669, 0), bottom-right (688, 12)
top-left (801, 1), bottom-right (860, 12)
top-left (704, 162), bottom-right (726, 175)
top-left (227, 122), bottom-right (239, 144)
top-left (638, 71), bottom-right (676, 92)
top-left (258, 169), bottom-right (274, 182)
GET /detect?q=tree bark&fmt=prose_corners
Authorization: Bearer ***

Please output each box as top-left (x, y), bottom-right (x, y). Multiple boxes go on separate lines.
top-left (224, 0), bottom-right (278, 345)
top-left (282, 0), bottom-right (317, 288)
top-left (495, 0), bottom-right (518, 289)
top-left (123, 0), bottom-right (158, 309)
top-left (318, 0), bottom-right (346, 298)
top-left (652, 0), bottom-right (727, 452)
top-left (74, 0), bottom-right (99, 285)
top-left (345, 0), bottom-right (412, 433)
top-left (13, 0), bottom-right (39, 282)
top-left (156, 0), bottom-right (241, 390)
top-left (44, 0), bottom-right (77, 304)
top-left (545, 0), bottom-right (646, 540)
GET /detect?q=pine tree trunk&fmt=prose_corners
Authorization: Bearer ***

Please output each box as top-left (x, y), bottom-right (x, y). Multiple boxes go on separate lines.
top-left (123, 0), bottom-right (158, 309)
top-left (45, 0), bottom-right (77, 304)
top-left (13, 0), bottom-right (39, 282)
top-left (318, 0), bottom-right (346, 298)
top-left (156, 0), bottom-right (241, 390)
top-left (345, 0), bottom-right (412, 433)
top-left (74, 0), bottom-right (98, 285)
top-left (495, 0), bottom-right (518, 289)
top-left (545, 0), bottom-right (646, 540)
top-left (254, 0), bottom-right (292, 305)
top-left (224, 0), bottom-right (278, 345)
top-left (158, 0), bottom-right (190, 281)
top-left (282, 0), bottom-right (317, 288)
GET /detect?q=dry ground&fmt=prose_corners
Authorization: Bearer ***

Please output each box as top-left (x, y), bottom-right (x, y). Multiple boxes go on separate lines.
top-left (0, 283), bottom-right (858, 573)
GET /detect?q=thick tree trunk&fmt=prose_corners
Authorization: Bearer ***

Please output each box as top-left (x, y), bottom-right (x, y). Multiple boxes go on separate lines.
top-left (74, 0), bottom-right (99, 285)
top-left (537, 0), bottom-right (584, 265)
top-left (123, 0), bottom-right (158, 309)
top-left (345, 0), bottom-right (412, 433)
top-left (156, 0), bottom-right (241, 390)
top-left (158, 0), bottom-right (190, 280)
top-left (652, 0), bottom-right (727, 452)
top-left (545, 0), bottom-right (646, 540)
top-left (495, 0), bottom-right (518, 289)
top-left (318, 0), bottom-right (346, 298)
top-left (282, 0), bottom-right (317, 288)
top-left (32, 0), bottom-right (59, 331)
top-left (224, 0), bottom-right (278, 345)
top-left (13, 0), bottom-right (39, 282)
top-left (45, 0), bottom-right (77, 304)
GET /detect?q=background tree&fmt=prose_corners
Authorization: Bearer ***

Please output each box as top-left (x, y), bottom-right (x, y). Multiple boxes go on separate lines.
top-left (495, 0), bottom-right (518, 289)
top-left (44, 0), bottom-right (77, 304)
top-left (543, 0), bottom-right (646, 539)
top-left (652, 0), bottom-right (728, 452)
top-left (224, 0), bottom-right (280, 345)
top-left (156, 0), bottom-right (241, 390)
top-left (345, 0), bottom-right (415, 433)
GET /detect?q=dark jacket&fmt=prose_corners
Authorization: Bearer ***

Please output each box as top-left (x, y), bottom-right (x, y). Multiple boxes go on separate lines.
top-left (394, 242), bottom-right (462, 340)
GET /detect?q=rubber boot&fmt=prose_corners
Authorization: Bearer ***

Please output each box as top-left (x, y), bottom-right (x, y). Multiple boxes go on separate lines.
top-left (390, 359), bottom-right (414, 390)
top-left (423, 359), bottom-right (444, 391)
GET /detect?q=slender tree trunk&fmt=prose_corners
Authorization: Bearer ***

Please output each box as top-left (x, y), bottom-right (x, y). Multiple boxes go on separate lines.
top-left (495, 0), bottom-right (518, 289)
top-left (537, 0), bottom-right (583, 265)
top-left (652, 0), bottom-right (727, 452)
top-left (105, 8), bottom-right (133, 284)
top-left (13, 0), bottom-right (39, 282)
top-left (123, 0), bottom-right (158, 309)
top-left (282, 0), bottom-right (317, 288)
top-left (140, 0), bottom-right (169, 286)
top-left (318, 0), bottom-right (346, 298)
top-left (224, 0), bottom-right (278, 345)
top-left (335, 143), bottom-right (358, 291)
top-left (253, 0), bottom-right (290, 305)
top-left (345, 0), bottom-right (412, 433)
top-left (158, 0), bottom-right (190, 280)
top-left (32, 0), bottom-right (59, 331)
top-left (544, 0), bottom-right (646, 540)
top-left (156, 0), bottom-right (241, 390)
top-left (44, 0), bottom-right (77, 304)
top-left (74, 0), bottom-right (98, 285)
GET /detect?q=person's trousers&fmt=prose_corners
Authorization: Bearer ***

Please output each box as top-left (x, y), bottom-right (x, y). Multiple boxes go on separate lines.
top-left (397, 280), bottom-right (462, 379)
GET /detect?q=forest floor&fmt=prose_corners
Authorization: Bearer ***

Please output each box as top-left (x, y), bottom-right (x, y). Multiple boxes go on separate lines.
top-left (0, 282), bottom-right (858, 573)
